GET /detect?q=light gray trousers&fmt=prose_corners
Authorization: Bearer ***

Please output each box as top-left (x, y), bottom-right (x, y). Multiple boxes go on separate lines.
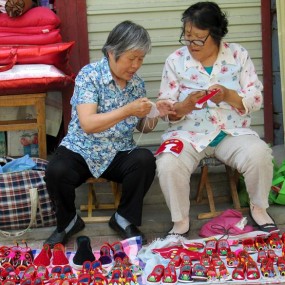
top-left (156, 135), bottom-right (273, 223)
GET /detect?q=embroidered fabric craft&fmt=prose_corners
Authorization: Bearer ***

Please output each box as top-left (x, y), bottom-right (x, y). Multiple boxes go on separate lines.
top-left (154, 139), bottom-right (183, 157)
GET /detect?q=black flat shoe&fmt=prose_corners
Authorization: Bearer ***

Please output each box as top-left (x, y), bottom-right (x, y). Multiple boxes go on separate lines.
top-left (44, 215), bottom-right (85, 248)
top-left (70, 235), bottom-right (95, 270)
top-left (249, 209), bottom-right (280, 233)
top-left (109, 213), bottom-right (147, 245)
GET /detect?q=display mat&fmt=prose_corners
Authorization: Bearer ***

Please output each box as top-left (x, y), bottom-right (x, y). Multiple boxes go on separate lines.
top-left (138, 231), bottom-right (285, 285)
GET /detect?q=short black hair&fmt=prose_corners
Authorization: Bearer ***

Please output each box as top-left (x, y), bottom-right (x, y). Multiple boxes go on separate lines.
top-left (181, 1), bottom-right (228, 45)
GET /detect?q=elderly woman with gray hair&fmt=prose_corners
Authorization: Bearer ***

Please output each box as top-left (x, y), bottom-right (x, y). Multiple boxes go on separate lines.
top-left (44, 21), bottom-right (174, 247)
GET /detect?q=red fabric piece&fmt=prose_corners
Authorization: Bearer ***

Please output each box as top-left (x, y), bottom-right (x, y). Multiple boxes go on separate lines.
top-left (199, 209), bottom-right (254, 237)
top-left (0, 29), bottom-right (62, 45)
top-left (0, 42), bottom-right (75, 75)
top-left (0, 76), bottom-right (74, 95)
top-left (155, 139), bottom-right (183, 157)
top-left (0, 7), bottom-right (60, 28)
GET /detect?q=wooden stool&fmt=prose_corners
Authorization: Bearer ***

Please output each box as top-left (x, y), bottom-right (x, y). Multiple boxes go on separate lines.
top-left (0, 93), bottom-right (47, 159)
top-left (196, 157), bottom-right (245, 219)
top-left (80, 177), bottom-right (121, 223)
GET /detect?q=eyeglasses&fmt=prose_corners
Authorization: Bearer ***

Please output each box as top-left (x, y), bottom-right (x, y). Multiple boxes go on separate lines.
top-left (179, 33), bottom-right (210, 47)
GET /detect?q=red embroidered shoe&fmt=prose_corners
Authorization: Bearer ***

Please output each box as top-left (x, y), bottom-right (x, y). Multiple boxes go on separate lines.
top-left (267, 232), bottom-right (283, 250)
top-left (242, 238), bottom-right (257, 253)
top-left (218, 263), bottom-right (231, 281)
top-left (277, 256), bottom-right (285, 277)
top-left (254, 236), bottom-right (268, 251)
top-left (92, 271), bottom-right (108, 285)
top-left (200, 253), bottom-right (211, 268)
top-left (211, 253), bottom-right (223, 268)
top-left (52, 244), bottom-right (69, 266)
top-left (34, 244), bottom-right (52, 267)
top-left (108, 269), bottom-right (122, 285)
top-left (48, 266), bottom-right (62, 282)
top-left (146, 264), bottom-right (164, 285)
top-left (110, 241), bottom-right (127, 260)
top-left (232, 262), bottom-right (245, 280)
top-left (0, 246), bottom-right (20, 268)
top-left (161, 264), bottom-right (177, 285)
top-left (191, 263), bottom-right (207, 281)
top-left (77, 273), bottom-right (91, 285)
top-left (36, 265), bottom-right (49, 282)
top-left (207, 265), bottom-right (217, 281)
top-left (216, 239), bottom-right (230, 257)
top-left (178, 263), bottom-right (192, 283)
top-left (260, 258), bottom-right (276, 278)
top-left (246, 260), bottom-right (260, 280)
top-left (257, 250), bottom-right (267, 263)
top-left (168, 254), bottom-right (181, 269)
top-left (22, 265), bottom-right (36, 280)
top-left (90, 260), bottom-right (108, 276)
top-left (226, 251), bottom-right (238, 268)
top-left (98, 244), bottom-right (112, 267)
top-left (204, 239), bottom-right (217, 256)
top-left (267, 249), bottom-right (279, 263)
top-left (122, 267), bottom-right (138, 285)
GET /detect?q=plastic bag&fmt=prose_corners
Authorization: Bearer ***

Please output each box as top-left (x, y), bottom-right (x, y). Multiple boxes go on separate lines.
top-left (199, 209), bottom-right (254, 238)
top-left (0, 154), bottom-right (36, 173)
top-left (269, 160), bottom-right (285, 205)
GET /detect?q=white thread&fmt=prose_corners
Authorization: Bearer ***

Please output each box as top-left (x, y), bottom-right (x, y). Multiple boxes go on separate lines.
top-left (146, 101), bottom-right (160, 118)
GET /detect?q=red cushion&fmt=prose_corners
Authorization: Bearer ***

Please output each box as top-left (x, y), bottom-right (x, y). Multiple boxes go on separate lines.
top-left (0, 76), bottom-right (74, 95)
top-left (0, 7), bottom-right (60, 28)
top-left (0, 29), bottom-right (62, 45)
top-left (0, 25), bottom-right (60, 34)
top-left (0, 42), bottom-right (75, 75)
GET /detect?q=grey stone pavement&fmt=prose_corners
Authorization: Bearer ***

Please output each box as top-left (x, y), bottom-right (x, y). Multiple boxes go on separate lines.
top-left (1, 145), bottom-right (285, 256)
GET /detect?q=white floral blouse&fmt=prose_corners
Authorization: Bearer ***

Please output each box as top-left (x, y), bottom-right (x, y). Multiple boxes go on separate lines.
top-left (60, 57), bottom-right (145, 177)
top-left (158, 42), bottom-right (264, 152)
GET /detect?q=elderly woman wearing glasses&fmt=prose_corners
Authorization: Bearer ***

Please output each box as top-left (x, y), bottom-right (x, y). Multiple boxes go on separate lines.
top-left (155, 1), bottom-right (278, 236)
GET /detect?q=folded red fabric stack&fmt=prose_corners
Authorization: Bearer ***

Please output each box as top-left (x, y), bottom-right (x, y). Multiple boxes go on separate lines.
top-left (0, 6), bottom-right (75, 95)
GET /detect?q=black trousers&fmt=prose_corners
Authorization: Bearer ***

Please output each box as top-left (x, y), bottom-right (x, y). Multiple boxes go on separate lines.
top-left (45, 146), bottom-right (156, 231)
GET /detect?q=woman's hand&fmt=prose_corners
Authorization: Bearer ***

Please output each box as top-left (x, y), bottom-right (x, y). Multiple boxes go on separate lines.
top-left (209, 84), bottom-right (244, 110)
top-left (156, 100), bottom-right (176, 117)
top-left (128, 98), bottom-right (152, 118)
top-left (168, 91), bottom-right (206, 121)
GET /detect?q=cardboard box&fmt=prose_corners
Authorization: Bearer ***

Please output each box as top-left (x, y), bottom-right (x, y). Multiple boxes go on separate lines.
top-left (7, 130), bottom-right (38, 157)
top-left (0, 132), bottom-right (6, 157)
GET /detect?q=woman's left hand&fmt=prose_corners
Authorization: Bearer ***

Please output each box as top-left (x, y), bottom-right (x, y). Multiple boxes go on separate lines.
top-left (208, 84), bottom-right (244, 110)
top-left (208, 84), bottom-right (229, 104)
top-left (156, 100), bottom-right (176, 117)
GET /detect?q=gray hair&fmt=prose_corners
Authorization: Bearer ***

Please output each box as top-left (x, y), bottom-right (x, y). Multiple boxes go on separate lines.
top-left (102, 20), bottom-right (151, 61)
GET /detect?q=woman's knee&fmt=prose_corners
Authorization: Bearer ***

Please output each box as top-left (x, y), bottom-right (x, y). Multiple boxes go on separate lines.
top-left (156, 153), bottom-right (180, 175)
top-left (134, 148), bottom-right (156, 169)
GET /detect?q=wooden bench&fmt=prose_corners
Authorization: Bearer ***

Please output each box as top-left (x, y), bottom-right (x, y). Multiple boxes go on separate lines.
top-left (196, 157), bottom-right (247, 219)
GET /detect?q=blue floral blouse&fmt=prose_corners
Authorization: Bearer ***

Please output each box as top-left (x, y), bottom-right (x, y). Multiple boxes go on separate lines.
top-left (60, 57), bottom-right (146, 177)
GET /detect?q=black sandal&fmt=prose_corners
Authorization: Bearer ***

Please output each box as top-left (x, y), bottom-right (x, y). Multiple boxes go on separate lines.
top-left (249, 209), bottom-right (280, 233)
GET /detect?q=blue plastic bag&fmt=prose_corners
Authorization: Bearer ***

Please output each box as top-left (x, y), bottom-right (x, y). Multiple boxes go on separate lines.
top-left (0, 155), bottom-right (36, 173)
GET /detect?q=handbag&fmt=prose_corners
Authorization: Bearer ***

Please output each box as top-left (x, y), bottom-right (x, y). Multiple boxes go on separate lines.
top-left (0, 157), bottom-right (56, 237)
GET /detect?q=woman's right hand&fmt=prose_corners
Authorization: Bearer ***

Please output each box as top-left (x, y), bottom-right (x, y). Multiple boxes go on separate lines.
top-left (174, 91), bottom-right (207, 117)
top-left (127, 97), bottom-right (152, 118)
